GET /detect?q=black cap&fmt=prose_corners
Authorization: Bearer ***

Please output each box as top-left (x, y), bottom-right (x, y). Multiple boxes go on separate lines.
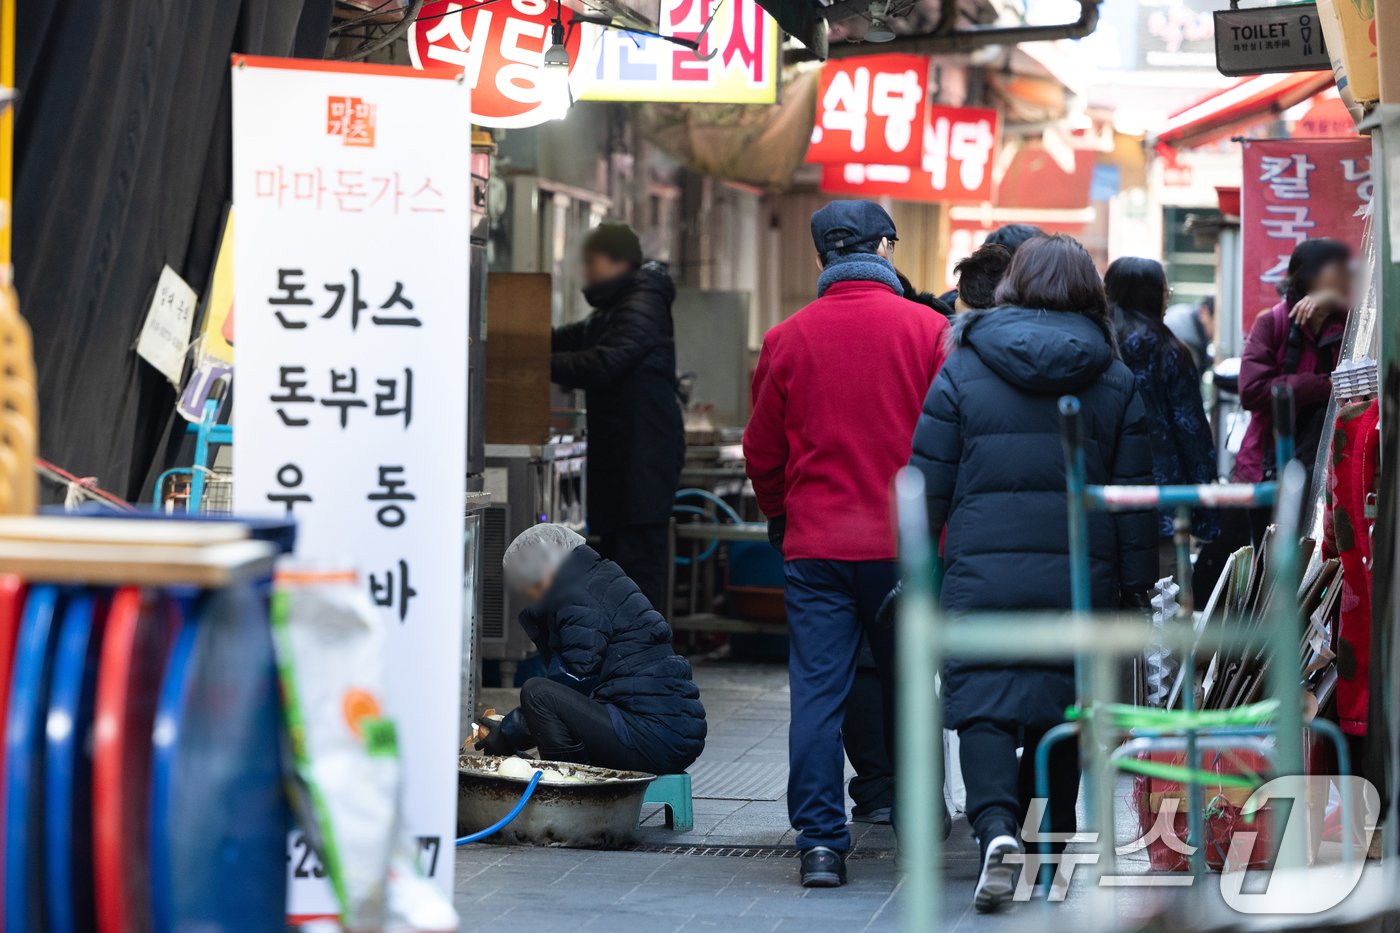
top-left (810, 200), bottom-right (897, 253)
top-left (582, 221), bottom-right (644, 266)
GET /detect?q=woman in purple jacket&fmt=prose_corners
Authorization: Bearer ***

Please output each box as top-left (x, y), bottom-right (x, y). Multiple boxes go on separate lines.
top-left (1235, 238), bottom-right (1351, 541)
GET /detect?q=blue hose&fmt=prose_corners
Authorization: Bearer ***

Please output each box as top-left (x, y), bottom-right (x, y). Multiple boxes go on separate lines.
top-left (455, 769), bottom-right (543, 846)
top-left (673, 488), bottom-right (745, 565)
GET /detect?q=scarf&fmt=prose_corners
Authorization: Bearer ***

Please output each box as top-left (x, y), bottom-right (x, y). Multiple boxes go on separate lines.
top-left (816, 253), bottom-right (903, 298)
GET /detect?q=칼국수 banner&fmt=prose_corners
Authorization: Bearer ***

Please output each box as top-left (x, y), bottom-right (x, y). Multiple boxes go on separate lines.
top-left (1240, 137), bottom-right (1371, 325)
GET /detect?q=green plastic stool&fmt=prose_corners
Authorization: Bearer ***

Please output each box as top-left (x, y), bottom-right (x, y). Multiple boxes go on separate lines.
top-left (642, 773), bottom-right (693, 831)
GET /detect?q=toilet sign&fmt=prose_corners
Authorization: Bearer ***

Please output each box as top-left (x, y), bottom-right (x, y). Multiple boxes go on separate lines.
top-left (1214, 4), bottom-right (1331, 77)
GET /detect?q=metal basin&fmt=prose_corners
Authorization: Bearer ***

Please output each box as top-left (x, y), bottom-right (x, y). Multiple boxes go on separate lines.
top-left (458, 756), bottom-right (655, 848)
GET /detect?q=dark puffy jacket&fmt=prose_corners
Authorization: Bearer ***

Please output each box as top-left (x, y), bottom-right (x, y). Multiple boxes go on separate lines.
top-left (909, 306), bottom-right (1157, 728)
top-left (1113, 307), bottom-right (1218, 541)
top-left (552, 262), bottom-right (684, 533)
top-left (518, 545), bottom-right (705, 772)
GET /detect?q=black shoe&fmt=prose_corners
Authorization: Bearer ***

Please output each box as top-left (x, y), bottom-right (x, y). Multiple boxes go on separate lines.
top-left (973, 834), bottom-right (1022, 913)
top-left (851, 805), bottom-right (892, 825)
top-left (799, 846), bottom-right (847, 888)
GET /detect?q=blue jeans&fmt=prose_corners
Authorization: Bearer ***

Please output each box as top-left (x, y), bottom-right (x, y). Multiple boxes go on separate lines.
top-left (784, 559), bottom-right (898, 851)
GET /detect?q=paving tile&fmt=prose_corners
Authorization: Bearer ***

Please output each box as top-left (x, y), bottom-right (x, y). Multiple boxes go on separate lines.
top-left (580, 910), bottom-right (695, 932)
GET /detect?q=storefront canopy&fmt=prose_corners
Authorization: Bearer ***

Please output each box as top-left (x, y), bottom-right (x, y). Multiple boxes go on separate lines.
top-left (1156, 71), bottom-right (1336, 150)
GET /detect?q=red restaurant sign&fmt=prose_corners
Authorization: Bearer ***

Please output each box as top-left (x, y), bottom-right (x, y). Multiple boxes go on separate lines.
top-left (1240, 138), bottom-right (1371, 323)
top-left (807, 54), bottom-right (930, 167)
top-left (409, 0), bottom-right (587, 128)
top-left (818, 104), bottom-right (999, 204)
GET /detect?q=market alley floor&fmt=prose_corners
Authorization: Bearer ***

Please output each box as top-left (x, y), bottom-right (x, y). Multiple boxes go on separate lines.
top-left (450, 662), bottom-right (1386, 932)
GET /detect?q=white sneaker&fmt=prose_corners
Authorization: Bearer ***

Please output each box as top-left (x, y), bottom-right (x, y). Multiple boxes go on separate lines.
top-left (973, 834), bottom-right (1023, 914)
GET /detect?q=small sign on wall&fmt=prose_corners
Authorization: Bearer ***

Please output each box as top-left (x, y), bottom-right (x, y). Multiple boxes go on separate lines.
top-left (1215, 4), bottom-right (1331, 77)
top-left (136, 265), bottom-right (198, 387)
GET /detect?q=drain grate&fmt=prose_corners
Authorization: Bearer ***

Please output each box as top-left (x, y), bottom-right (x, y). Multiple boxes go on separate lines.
top-left (622, 843), bottom-right (889, 861)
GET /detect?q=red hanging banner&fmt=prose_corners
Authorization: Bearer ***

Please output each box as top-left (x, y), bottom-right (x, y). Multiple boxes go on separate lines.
top-left (817, 104), bottom-right (999, 204)
top-left (1240, 138), bottom-right (1372, 326)
top-left (807, 53), bottom-right (930, 167)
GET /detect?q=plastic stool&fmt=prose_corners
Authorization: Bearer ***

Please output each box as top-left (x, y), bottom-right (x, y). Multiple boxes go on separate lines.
top-left (643, 774), bottom-right (693, 831)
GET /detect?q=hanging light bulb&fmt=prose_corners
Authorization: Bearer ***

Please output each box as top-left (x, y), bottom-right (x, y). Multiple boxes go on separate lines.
top-left (541, 21), bottom-right (572, 122)
top-left (865, 0), bottom-right (896, 42)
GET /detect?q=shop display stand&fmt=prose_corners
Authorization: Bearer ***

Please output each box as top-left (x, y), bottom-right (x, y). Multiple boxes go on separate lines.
top-left (892, 385), bottom-right (1314, 932)
top-left (0, 518), bottom-right (288, 933)
top-left (1039, 385), bottom-right (1333, 883)
top-left (3, 585), bottom-right (59, 932)
top-left (92, 586), bottom-right (177, 933)
top-left (0, 571), bottom-right (22, 930)
top-left (44, 589), bottom-right (101, 933)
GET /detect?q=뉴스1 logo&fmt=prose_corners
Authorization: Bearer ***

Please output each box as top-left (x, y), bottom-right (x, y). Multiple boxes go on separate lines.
top-left (326, 96), bottom-right (376, 147)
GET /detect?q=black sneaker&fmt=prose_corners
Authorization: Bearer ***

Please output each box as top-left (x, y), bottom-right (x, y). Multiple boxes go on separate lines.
top-left (851, 805), bottom-right (892, 825)
top-left (973, 834), bottom-right (1022, 913)
top-left (799, 846), bottom-right (847, 888)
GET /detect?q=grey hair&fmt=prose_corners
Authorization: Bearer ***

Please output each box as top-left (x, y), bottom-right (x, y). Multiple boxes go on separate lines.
top-left (502, 523), bottom-right (586, 591)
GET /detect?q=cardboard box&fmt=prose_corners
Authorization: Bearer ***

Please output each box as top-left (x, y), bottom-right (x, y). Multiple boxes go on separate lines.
top-left (484, 273), bottom-right (554, 446)
top-left (1318, 0), bottom-right (1378, 103)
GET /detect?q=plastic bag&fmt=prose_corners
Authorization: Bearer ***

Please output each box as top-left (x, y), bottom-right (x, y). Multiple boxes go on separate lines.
top-left (274, 564), bottom-right (457, 932)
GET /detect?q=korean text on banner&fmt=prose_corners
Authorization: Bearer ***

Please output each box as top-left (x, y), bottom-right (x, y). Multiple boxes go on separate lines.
top-left (230, 56), bottom-right (471, 916)
top-left (408, 0), bottom-right (779, 126)
top-left (818, 104), bottom-right (999, 204)
top-left (579, 0), bottom-right (779, 104)
top-left (1240, 138), bottom-right (1371, 326)
top-left (807, 53), bottom-right (930, 168)
top-left (410, 0), bottom-right (588, 128)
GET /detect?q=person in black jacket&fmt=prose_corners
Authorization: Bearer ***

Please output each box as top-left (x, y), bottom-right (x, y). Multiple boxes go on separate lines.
top-left (909, 234), bottom-right (1157, 913)
top-left (1106, 257), bottom-right (1218, 578)
top-left (552, 222), bottom-right (685, 613)
top-left (938, 223), bottom-right (1043, 306)
top-left (478, 524), bottom-right (706, 774)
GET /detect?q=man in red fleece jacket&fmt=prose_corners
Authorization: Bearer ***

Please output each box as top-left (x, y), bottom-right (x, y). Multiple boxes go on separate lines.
top-left (744, 201), bottom-right (949, 887)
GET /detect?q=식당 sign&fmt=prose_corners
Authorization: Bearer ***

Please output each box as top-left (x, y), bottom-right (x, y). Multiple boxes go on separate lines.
top-left (1214, 4), bottom-right (1330, 77)
top-left (807, 53), bottom-right (930, 168)
top-left (1240, 137), bottom-right (1371, 324)
top-left (818, 104), bottom-right (999, 204)
top-left (409, 0), bottom-right (778, 126)
top-left (231, 56), bottom-right (471, 917)
top-left (409, 0), bottom-right (588, 128)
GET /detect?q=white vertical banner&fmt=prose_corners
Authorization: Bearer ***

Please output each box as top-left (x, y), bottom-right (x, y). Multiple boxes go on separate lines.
top-left (231, 56), bottom-right (470, 918)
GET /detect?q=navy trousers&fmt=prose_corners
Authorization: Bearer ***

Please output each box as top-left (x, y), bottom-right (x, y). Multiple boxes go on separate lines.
top-left (784, 559), bottom-right (898, 852)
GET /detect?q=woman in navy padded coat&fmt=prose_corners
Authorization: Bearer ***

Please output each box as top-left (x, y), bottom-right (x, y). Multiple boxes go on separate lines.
top-left (908, 234), bottom-right (1157, 913)
top-left (479, 524), bottom-right (706, 775)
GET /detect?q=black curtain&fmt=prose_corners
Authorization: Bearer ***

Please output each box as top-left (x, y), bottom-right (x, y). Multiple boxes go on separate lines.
top-left (14, 0), bottom-right (333, 502)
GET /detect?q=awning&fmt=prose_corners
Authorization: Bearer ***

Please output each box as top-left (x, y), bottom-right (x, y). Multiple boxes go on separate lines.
top-left (1156, 71), bottom-right (1335, 149)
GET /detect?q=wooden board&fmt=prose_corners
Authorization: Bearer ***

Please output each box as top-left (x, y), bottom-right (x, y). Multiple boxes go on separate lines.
top-left (44, 591), bottom-right (102, 933)
top-left (93, 588), bottom-right (175, 933)
top-left (0, 539), bottom-right (275, 588)
top-left (150, 583), bottom-right (287, 932)
top-left (485, 272), bottom-right (553, 445)
top-left (0, 517), bottom-right (248, 547)
top-left (3, 585), bottom-right (61, 933)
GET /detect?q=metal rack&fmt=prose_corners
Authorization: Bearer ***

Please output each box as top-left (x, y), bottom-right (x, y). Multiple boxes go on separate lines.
top-left (153, 398), bottom-right (232, 516)
top-left (894, 384), bottom-right (1320, 930)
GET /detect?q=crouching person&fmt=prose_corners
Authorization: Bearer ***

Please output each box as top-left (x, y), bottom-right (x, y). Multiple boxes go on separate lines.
top-left (477, 524), bottom-right (706, 774)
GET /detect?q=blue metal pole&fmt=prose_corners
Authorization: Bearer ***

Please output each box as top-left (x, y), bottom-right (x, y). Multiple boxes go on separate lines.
top-left (1058, 397), bottom-right (1092, 618)
top-left (1174, 503), bottom-right (1207, 876)
top-left (895, 468), bottom-right (940, 933)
